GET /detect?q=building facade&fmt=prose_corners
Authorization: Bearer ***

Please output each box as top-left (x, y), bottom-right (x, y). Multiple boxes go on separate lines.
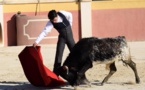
top-left (0, 0), bottom-right (145, 46)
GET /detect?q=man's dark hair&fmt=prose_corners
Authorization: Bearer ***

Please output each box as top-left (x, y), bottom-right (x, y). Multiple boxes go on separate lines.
top-left (48, 10), bottom-right (57, 20)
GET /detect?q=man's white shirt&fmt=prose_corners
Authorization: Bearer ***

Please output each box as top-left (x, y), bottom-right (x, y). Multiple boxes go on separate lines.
top-left (35, 10), bottom-right (73, 44)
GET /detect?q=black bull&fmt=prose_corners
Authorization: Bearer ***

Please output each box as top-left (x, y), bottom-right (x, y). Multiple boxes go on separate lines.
top-left (58, 36), bottom-right (140, 86)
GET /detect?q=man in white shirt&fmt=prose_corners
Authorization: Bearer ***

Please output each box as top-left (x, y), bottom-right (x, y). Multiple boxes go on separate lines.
top-left (33, 10), bottom-right (75, 75)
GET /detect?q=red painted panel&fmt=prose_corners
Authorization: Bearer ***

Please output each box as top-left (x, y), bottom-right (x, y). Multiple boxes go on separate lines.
top-left (3, 11), bottom-right (81, 46)
top-left (92, 8), bottom-right (145, 41)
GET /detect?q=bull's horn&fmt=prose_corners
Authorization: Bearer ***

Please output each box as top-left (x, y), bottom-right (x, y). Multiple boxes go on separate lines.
top-left (63, 66), bottom-right (69, 75)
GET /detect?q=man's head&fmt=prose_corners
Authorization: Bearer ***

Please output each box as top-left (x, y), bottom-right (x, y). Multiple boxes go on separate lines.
top-left (48, 10), bottom-right (58, 23)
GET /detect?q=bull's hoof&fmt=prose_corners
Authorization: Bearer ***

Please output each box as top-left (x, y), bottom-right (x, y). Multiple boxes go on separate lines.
top-left (100, 82), bottom-right (104, 86)
top-left (80, 78), bottom-right (90, 85)
top-left (136, 79), bottom-right (140, 84)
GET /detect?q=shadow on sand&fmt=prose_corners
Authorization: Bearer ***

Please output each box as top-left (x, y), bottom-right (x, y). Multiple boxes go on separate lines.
top-left (91, 80), bottom-right (135, 86)
top-left (0, 81), bottom-right (74, 90)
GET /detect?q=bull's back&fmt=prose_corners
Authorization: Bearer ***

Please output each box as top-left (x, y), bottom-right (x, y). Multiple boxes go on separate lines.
top-left (93, 36), bottom-right (130, 64)
top-left (63, 36), bottom-right (130, 66)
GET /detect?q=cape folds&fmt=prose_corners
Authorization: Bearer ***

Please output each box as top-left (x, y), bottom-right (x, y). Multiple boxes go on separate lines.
top-left (18, 46), bottom-right (65, 87)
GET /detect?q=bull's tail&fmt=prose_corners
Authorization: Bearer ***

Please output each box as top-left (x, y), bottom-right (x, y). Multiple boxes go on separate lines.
top-left (121, 59), bottom-right (129, 67)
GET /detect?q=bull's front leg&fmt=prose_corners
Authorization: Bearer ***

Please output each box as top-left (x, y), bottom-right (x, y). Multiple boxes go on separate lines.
top-left (79, 74), bottom-right (90, 84)
top-left (75, 60), bottom-right (92, 86)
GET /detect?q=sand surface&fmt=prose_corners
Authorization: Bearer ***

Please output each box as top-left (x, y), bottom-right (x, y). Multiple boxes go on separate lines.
top-left (0, 41), bottom-right (145, 90)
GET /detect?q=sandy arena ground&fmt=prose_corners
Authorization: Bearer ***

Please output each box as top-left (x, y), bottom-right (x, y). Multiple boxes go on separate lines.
top-left (0, 41), bottom-right (145, 90)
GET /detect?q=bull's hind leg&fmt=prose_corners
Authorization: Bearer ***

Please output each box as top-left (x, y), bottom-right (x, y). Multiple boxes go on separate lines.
top-left (101, 62), bottom-right (117, 85)
top-left (123, 60), bottom-right (140, 84)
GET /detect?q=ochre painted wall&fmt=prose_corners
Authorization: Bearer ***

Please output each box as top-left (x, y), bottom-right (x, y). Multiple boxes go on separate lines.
top-left (2, 1), bottom-right (145, 46)
top-left (3, 2), bottom-right (81, 46)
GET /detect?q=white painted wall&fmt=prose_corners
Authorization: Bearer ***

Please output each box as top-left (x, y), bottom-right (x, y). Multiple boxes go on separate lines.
top-left (80, 1), bottom-right (92, 38)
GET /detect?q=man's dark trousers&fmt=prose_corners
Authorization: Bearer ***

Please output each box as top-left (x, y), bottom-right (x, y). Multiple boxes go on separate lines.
top-left (53, 25), bottom-right (75, 75)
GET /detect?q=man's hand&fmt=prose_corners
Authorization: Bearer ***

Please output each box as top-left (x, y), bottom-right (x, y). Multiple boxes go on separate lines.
top-left (33, 42), bottom-right (38, 47)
